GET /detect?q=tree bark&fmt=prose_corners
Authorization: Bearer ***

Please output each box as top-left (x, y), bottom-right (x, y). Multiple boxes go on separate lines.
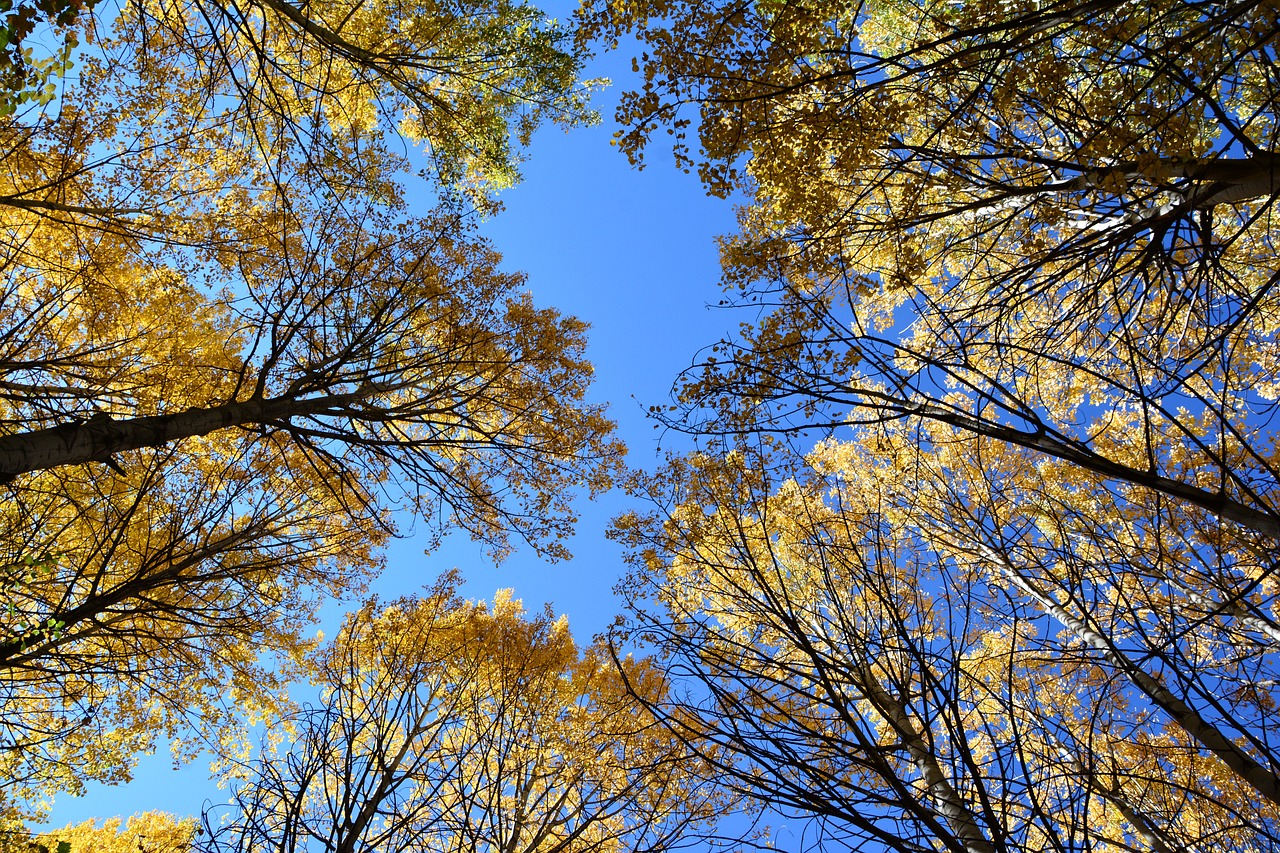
top-left (857, 666), bottom-right (999, 853)
top-left (978, 544), bottom-right (1280, 810)
top-left (0, 393), bottom-right (358, 481)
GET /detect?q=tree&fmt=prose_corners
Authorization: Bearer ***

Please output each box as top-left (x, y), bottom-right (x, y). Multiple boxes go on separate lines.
top-left (199, 573), bottom-right (726, 853)
top-left (3, 0), bottom-right (597, 218)
top-left (0, 196), bottom-right (621, 813)
top-left (0, 201), bottom-right (618, 551)
top-left (580, 0), bottom-right (1280, 541)
top-left (104, 0), bottom-right (595, 196)
top-left (612, 442), bottom-right (1280, 853)
top-left (0, 0), bottom-right (615, 815)
top-left (583, 0), bottom-right (1280, 298)
top-left (580, 1), bottom-right (1280, 844)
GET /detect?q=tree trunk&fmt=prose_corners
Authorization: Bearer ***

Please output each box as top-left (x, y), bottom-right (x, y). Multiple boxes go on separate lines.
top-left (915, 403), bottom-right (1280, 541)
top-left (857, 666), bottom-right (999, 853)
top-left (0, 394), bottom-right (351, 481)
top-left (978, 544), bottom-right (1280, 810)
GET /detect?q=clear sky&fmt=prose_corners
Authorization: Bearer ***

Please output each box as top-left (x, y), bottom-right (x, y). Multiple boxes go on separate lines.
top-left (41, 14), bottom-right (743, 829)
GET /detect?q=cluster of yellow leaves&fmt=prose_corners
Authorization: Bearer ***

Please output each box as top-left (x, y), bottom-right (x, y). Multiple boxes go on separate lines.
top-left (96, 0), bottom-right (599, 198)
top-left (35, 811), bottom-right (196, 853)
top-left (209, 573), bottom-right (723, 853)
top-left (584, 0), bottom-right (1280, 481)
top-left (616, 435), bottom-right (1280, 850)
top-left (593, 10), bottom-right (1280, 844)
top-left (0, 422), bottom-right (390, 801)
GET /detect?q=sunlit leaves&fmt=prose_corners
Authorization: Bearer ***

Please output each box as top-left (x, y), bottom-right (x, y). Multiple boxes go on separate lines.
top-left (203, 574), bottom-right (724, 853)
top-left (35, 812), bottom-right (196, 853)
top-left (0, 0), bottom-right (615, 818)
top-left (614, 438), bottom-right (1280, 851)
top-left (588, 4), bottom-right (1280, 840)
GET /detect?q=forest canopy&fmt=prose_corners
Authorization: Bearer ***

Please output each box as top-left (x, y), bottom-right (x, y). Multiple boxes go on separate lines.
top-left (584, 0), bottom-right (1280, 850)
top-left (7, 0), bottom-right (1280, 851)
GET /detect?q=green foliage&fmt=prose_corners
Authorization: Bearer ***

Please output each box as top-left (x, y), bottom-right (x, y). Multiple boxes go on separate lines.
top-left (0, 0), bottom-right (84, 115)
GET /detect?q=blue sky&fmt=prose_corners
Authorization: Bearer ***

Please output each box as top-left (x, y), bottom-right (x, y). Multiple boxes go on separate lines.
top-left (41, 18), bottom-right (743, 828)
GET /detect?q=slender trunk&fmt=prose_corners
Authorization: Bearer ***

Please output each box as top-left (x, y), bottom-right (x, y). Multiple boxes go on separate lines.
top-left (1044, 155), bottom-right (1280, 206)
top-left (1171, 580), bottom-right (1280, 647)
top-left (858, 666), bottom-right (999, 853)
top-left (949, 155), bottom-right (1280, 225)
top-left (1057, 749), bottom-right (1179, 853)
top-left (1169, 156), bottom-right (1280, 208)
top-left (0, 392), bottom-right (360, 481)
top-left (979, 544), bottom-right (1280, 810)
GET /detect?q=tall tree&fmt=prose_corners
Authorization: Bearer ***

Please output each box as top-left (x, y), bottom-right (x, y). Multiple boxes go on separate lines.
top-left (4, 0), bottom-right (596, 221)
top-left (583, 1), bottom-right (1280, 843)
top-left (0, 198), bottom-right (620, 813)
top-left (0, 201), bottom-right (617, 551)
top-left (612, 441), bottom-right (1280, 852)
top-left (581, 0), bottom-right (1280, 538)
top-left (200, 573), bottom-right (726, 853)
top-left (0, 0), bottom-right (614, 816)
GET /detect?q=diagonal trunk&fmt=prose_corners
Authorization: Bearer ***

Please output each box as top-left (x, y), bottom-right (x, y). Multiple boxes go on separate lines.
top-left (857, 666), bottom-right (999, 853)
top-left (977, 544), bottom-right (1280, 810)
top-left (0, 392), bottom-right (365, 482)
top-left (913, 403), bottom-right (1280, 541)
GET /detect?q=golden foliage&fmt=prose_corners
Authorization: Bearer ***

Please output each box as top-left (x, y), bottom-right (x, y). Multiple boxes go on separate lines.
top-left (0, 0), bottom-right (615, 821)
top-left (615, 441), bottom-right (1280, 851)
top-left (588, 6), bottom-right (1280, 846)
top-left (205, 573), bottom-right (724, 853)
top-left (38, 811), bottom-right (196, 853)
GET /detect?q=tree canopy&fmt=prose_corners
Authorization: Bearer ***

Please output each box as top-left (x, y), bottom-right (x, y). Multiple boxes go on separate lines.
top-left (200, 575), bottom-right (724, 853)
top-left (32, 811), bottom-right (196, 853)
top-left (584, 0), bottom-right (1280, 850)
top-left (0, 0), bottom-right (616, 820)
top-left (614, 439), bottom-right (1280, 852)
